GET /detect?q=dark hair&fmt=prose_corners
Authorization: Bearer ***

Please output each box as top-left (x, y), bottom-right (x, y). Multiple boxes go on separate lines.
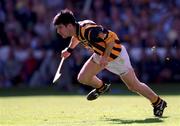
top-left (53, 9), bottom-right (76, 26)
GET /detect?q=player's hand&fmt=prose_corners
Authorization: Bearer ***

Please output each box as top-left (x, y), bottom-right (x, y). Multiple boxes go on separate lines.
top-left (61, 48), bottom-right (71, 59)
top-left (99, 56), bottom-right (108, 68)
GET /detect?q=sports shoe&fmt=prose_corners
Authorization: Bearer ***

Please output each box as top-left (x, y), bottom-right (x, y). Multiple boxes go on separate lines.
top-left (86, 83), bottom-right (111, 101)
top-left (153, 99), bottom-right (167, 117)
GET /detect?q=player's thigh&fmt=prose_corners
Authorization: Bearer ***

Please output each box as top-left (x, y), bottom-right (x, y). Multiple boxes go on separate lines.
top-left (120, 68), bottom-right (140, 88)
top-left (79, 57), bottom-right (104, 78)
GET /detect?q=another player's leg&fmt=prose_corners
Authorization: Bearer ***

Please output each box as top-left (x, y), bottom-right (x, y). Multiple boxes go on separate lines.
top-left (120, 68), bottom-right (167, 117)
top-left (77, 56), bottom-right (111, 100)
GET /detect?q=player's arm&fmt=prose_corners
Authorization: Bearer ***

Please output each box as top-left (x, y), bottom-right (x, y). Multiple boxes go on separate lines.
top-left (98, 33), bottom-right (115, 67)
top-left (103, 36), bottom-right (115, 58)
top-left (87, 27), bottom-right (115, 67)
top-left (68, 36), bottom-right (80, 49)
top-left (61, 36), bottom-right (80, 58)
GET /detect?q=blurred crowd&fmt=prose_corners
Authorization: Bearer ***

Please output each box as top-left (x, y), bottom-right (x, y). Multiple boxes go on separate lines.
top-left (0, 0), bottom-right (179, 89)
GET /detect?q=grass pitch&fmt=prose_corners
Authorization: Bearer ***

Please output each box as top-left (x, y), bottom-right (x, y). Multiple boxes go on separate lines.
top-left (0, 94), bottom-right (180, 126)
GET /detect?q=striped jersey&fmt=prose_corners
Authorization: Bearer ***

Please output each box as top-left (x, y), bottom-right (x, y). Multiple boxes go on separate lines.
top-left (75, 20), bottom-right (122, 61)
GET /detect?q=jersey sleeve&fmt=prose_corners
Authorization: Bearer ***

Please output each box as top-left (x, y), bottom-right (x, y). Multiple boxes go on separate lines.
top-left (85, 26), bottom-right (108, 43)
top-left (104, 31), bottom-right (119, 44)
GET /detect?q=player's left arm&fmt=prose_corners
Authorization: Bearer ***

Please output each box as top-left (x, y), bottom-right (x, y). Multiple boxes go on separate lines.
top-left (88, 27), bottom-right (115, 66)
top-left (88, 27), bottom-right (115, 57)
top-left (98, 32), bottom-right (115, 67)
top-left (99, 32), bottom-right (115, 58)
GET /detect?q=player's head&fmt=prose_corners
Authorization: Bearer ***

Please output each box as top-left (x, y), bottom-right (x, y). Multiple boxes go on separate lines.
top-left (53, 9), bottom-right (76, 38)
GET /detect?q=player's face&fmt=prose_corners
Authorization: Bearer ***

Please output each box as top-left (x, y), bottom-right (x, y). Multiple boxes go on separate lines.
top-left (56, 24), bottom-right (70, 38)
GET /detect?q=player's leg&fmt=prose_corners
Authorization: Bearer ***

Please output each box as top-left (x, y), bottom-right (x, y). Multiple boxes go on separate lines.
top-left (118, 45), bottom-right (167, 117)
top-left (77, 56), bottom-right (104, 88)
top-left (120, 69), bottom-right (167, 117)
top-left (120, 68), bottom-right (159, 103)
top-left (105, 45), bottom-right (167, 117)
top-left (77, 55), bottom-right (111, 100)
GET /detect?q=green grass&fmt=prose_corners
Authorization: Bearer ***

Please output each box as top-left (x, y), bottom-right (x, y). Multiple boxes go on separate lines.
top-left (0, 94), bottom-right (180, 126)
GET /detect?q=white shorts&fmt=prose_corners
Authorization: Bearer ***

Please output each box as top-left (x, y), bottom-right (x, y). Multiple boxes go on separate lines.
top-left (92, 45), bottom-right (132, 76)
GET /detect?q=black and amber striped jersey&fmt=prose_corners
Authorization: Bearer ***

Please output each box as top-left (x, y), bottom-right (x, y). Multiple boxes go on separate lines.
top-left (75, 20), bottom-right (122, 61)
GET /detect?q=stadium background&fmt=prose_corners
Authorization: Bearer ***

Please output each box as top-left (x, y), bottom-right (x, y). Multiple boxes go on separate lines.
top-left (0, 0), bottom-right (179, 92)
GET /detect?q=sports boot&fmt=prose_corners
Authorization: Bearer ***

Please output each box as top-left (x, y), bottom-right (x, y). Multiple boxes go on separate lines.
top-left (153, 98), bottom-right (167, 117)
top-left (87, 83), bottom-right (111, 101)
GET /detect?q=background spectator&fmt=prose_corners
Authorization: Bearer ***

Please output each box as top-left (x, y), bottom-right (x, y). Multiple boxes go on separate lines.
top-left (0, 0), bottom-right (179, 90)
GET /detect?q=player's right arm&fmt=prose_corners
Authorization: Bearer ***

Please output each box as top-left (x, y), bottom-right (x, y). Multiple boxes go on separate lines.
top-left (61, 36), bottom-right (80, 59)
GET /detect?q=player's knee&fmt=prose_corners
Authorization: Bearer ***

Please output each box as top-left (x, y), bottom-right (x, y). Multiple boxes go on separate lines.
top-left (77, 73), bottom-right (88, 84)
top-left (127, 83), bottom-right (140, 92)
